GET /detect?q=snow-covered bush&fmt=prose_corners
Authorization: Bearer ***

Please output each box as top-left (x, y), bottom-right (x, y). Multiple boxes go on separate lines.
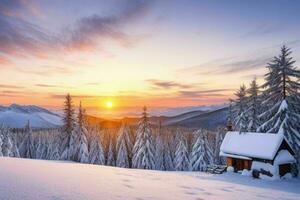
top-left (227, 166), bottom-right (234, 172)
top-left (241, 169), bottom-right (251, 176)
top-left (281, 173), bottom-right (292, 180)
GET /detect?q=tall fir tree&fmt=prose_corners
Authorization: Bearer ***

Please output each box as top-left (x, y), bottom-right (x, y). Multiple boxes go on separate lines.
top-left (89, 130), bottom-right (105, 165)
top-left (214, 127), bottom-right (226, 165)
top-left (106, 134), bottom-right (116, 166)
top-left (190, 130), bottom-right (213, 171)
top-left (60, 93), bottom-right (75, 160)
top-left (246, 78), bottom-right (261, 132)
top-left (227, 99), bottom-right (234, 131)
top-left (233, 84), bottom-right (248, 133)
top-left (258, 46), bottom-right (300, 157)
top-left (19, 121), bottom-right (34, 158)
top-left (1, 126), bottom-right (13, 157)
top-left (162, 140), bottom-right (174, 171)
top-left (36, 134), bottom-right (46, 159)
top-left (69, 102), bottom-right (89, 163)
top-left (132, 106), bottom-right (156, 170)
top-left (155, 122), bottom-right (165, 170)
top-left (18, 121), bottom-right (28, 157)
top-left (174, 129), bottom-right (189, 171)
top-left (49, 136), bottom-right (60, 160)
top-left (0, 130), bottom-right (3, 156)
top-left (116, 123), bottom-right (132, 168)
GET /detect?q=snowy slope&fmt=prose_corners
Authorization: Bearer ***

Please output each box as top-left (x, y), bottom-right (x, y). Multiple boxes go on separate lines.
top-left (166, 107), bottom-right (228, 129)
top-left (0, 104), bottom-right (62, 128)
top-left (0, 157), bottom-right (299, 200)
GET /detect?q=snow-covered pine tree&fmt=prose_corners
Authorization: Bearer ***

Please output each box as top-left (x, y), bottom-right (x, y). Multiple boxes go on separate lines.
top-left (18, 121), bottom-right (31, 157)
top-left (45, 132), bottom-right (53, 160)
top-left (233, 85), bottom-right (248, 133)
top-left (213, 127), bottom-right (226, 165)
top-left (174, 129), bottom-right (189, 171)
top-left (49, 136), bottom-right (61, 160)
top-left (78, 133), bottom-right (89, 163)
top-left (28, 135), bottom-right (36, 159)
top-left (190, 129), bottom-right (214, 171)
top-left (116, 134), bottom-right (130, 168)
top-left (155, 125), bottom-right (164, 170)
top-left (60, 93), bottom-right (75, 160)
top-left (1, 126), bottom-right (13, 157)
top-left (106, 135), bottom-right (115, 166)
top-left (0, 130), bottom-right (3, 157)
top-left (88, 132), bottom-right (105, 165)
top-left (69, 128), bottom-right (79, 161)
top-left (132, 106), bottom-right (156, 170)
top-left (36, 134), bottom-right (46, 159)
top-left (246, 78), bottom-right (261, 132)
top-left (258, 46), bottom-right (300, 156)
top-left (116, 123), bottom-right (132, 168)
top-left (162, 140), bottom-right (174, 171)
top-left (11, 138), bottom-right (20, 158)
top-left (0, 126), bottom-right (19, 157)
top-left (70, 102), bottom-right (89, 163)
top-left (227, 99), bottom-right (234, 131)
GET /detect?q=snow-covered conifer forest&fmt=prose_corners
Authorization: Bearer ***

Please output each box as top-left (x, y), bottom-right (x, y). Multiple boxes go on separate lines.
top-left (0, 46), bottom-right (299, 174)
top-left (232, 46), bottom-right (300, 167)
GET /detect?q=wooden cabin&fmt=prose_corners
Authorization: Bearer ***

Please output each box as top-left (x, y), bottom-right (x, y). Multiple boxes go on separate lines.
top-left (220, 131), bottom-right (296, 177)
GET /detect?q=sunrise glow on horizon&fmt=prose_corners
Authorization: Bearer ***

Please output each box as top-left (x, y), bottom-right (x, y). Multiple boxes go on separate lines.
top-left (1, 0), bottom-right (300, 116)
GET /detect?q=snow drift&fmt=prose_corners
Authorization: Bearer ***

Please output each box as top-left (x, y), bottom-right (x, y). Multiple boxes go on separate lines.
top-left (0, 157), bottom-right (299, 200)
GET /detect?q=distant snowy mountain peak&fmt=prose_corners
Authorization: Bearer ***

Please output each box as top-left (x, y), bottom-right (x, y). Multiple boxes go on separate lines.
top-left (0, 104), bottom-right (62, 128)
top-left (6, 104), bottom-right (54, 114)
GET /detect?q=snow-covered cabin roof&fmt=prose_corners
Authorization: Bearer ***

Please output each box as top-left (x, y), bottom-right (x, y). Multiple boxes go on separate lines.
top-left (220, 131), bottom-right (293, 160)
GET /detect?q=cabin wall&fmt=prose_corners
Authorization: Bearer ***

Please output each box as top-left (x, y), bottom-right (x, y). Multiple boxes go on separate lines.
top-left (226, 157), bottom-right (252, 171)
top-left (226, 157), bottom-right (233, 166)
top-left (244, 160), bottom-right (252, 170)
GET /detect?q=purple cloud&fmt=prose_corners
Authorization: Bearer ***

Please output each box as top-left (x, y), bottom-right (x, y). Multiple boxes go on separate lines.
top-left (0, 0), bottom-right (154, 63)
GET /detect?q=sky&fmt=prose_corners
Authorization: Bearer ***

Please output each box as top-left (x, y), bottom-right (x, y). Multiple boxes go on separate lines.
top-left (0, 0), bottom-right (300, 117)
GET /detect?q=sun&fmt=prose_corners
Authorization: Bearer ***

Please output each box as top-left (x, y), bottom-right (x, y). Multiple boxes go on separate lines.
top-left (106, 101), bottom-right (113, 108)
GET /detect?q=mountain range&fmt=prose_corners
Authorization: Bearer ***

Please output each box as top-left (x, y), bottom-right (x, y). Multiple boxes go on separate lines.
top-left (87, 106), bottom-right (228, 130)
top-left (0, 104), bottom-right (63, 128)
top-left (0, 104), bottom-right (228, 129)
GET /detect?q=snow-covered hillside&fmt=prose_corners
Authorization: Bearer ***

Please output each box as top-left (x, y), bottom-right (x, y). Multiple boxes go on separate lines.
top-left (0, 157), bottom-right (299, 200)
top-left (0, 104), bottom-right (62, 128)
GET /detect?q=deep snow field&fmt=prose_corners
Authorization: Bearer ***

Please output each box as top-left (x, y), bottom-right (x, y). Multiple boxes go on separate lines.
top-left (0, 157), bottom-right (299, 200)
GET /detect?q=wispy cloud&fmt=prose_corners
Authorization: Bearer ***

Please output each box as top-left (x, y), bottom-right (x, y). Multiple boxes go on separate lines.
top-left (178, 89), bottom-right (233, 99)
top-left (0, 84), bottom-right (24, 89)
top-left (64, 0), bottom-right (153, 51)
top-left (239, 23), bottom-right (283, 38)
top-left (209, 57), bottom-right (270, 74)
top-left (0, 0), bottom-right (41, 17)
top-left (0, 16), bottom-right (59, 59)
top-left (179, 55), bottom-right (270, 76)
top-left (146, 79), bottom-right (196, 90)
top-left (0, 89), bottom-right (37, 97)
top-left (34, 83), bottom-right (75, 89)
top-left (17, 66), bottom-right (77, 76)
top-left (0, 0), bottom-right (154, 63)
